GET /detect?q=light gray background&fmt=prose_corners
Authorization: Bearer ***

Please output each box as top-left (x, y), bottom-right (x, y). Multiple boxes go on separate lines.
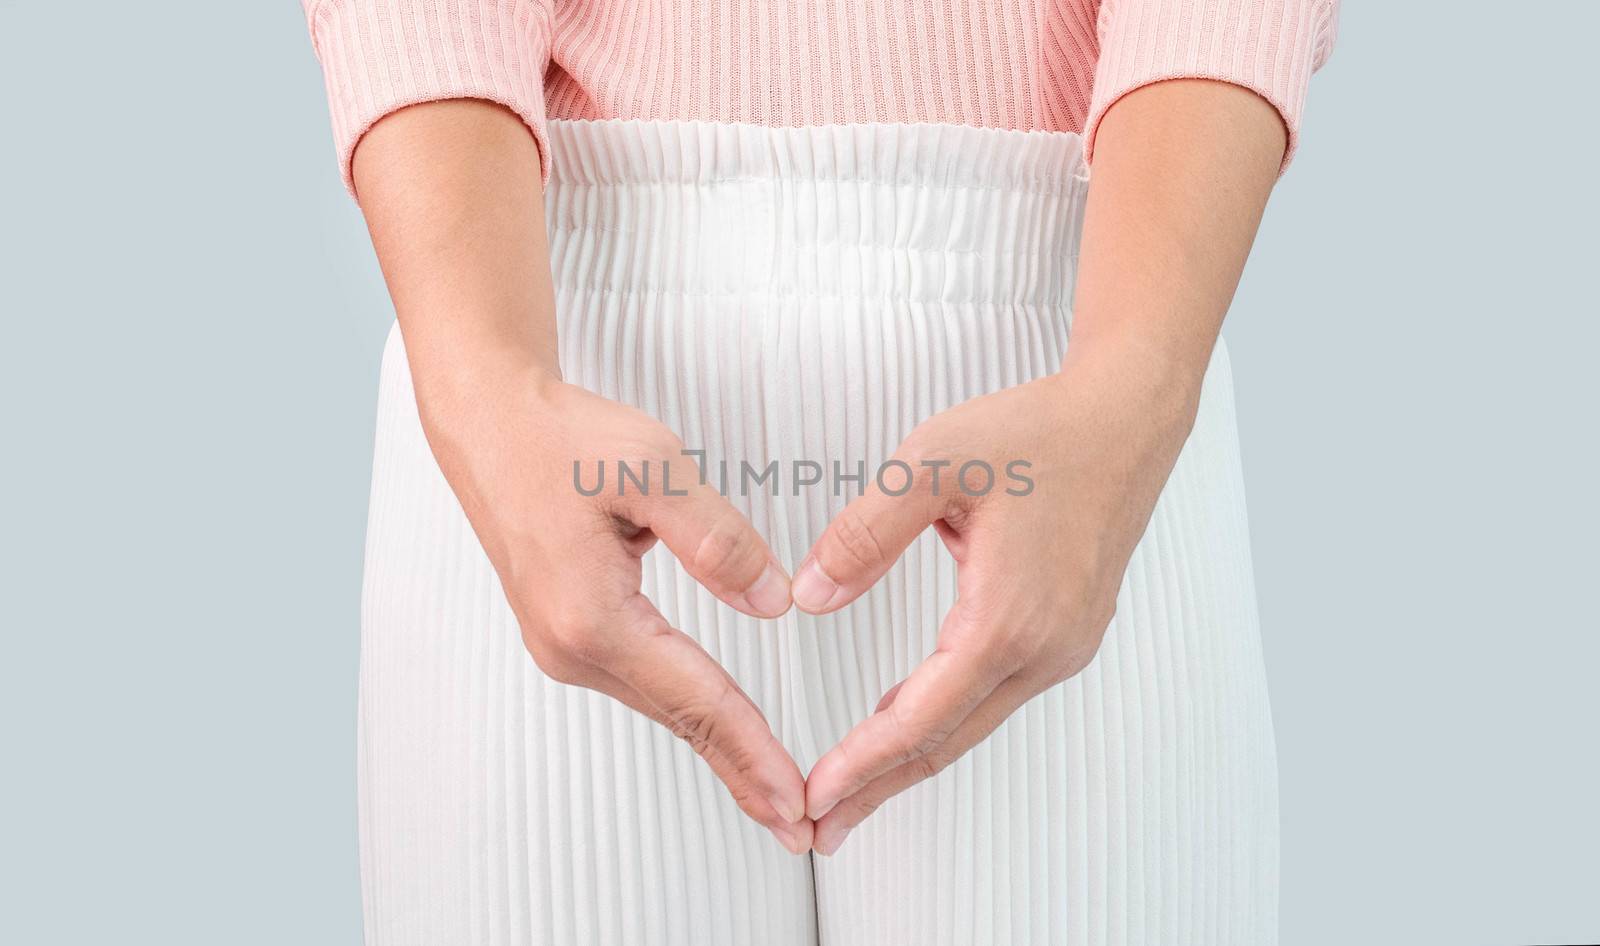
top-left (3, 2), bottom-right (1595, 943)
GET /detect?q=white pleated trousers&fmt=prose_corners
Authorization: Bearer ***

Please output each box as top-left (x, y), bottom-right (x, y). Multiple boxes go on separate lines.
top-left (359, 121), bottom-right (1277, 946)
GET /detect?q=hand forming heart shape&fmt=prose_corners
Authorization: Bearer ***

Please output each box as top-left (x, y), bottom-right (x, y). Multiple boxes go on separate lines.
top-left (419, 368), bottom-right (816, 854)
top-left (426, 330), bottom-right (1197, 859)
top-left (790, 347), bottom-right (1200, 856)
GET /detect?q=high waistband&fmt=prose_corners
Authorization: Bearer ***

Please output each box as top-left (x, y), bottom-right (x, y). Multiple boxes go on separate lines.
top-left (543, 120), bottom-right (1089, 308)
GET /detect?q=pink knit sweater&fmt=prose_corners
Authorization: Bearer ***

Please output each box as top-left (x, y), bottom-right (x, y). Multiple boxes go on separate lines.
top-left (303, 0), bottom-right (1338, 195)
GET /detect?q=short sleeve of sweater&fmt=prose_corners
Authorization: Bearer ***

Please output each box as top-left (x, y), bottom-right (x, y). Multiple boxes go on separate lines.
top-left (1084, 0), bottom-right (1340, 174)
top-left (301, 0), bottom-right (555, 199)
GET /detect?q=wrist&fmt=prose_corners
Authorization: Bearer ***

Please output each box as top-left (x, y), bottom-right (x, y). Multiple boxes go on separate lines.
top-left (1059, 319), bottom-right (1211, 419)
top-left (403, 320), bottom-right (564, 431)
top-left (1042, 325), bottom-right (1211, 451)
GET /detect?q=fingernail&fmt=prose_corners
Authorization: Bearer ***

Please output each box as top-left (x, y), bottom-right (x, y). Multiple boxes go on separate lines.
top-left (743, 562), bottom-right (791, 617)
top-left (809, 797), bottom-right (839, 821)
top-left (814, 823), bottom-right (851, 857)
top-left (771, 822), bottom-right (809, 855)
top-left (767, 792), bottom-right (803, 825)
top-left (791, 560), bottom-right (841, 613)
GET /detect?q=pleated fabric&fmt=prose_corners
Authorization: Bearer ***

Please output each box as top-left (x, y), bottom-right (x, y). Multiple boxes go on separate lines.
top-left (359, 120), bottom-right (1277, 946)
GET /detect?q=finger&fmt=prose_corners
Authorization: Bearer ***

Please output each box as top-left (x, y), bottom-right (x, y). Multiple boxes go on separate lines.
top-left (812, 674), bottom-right (1038, 856)
top-left (644, 485), bottom-right (791, 618)
top-left (804, 643), bottom-right (1008, 820)
top-left (580, 665), bottom-right (814, 855)
top-left (602, 598), bottom-right (811, 842)
top-left (791, 481), bottom-right (942, 614)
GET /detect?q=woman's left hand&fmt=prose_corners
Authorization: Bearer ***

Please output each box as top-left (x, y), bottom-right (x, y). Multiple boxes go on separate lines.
top-left (792, 331), bottom-right (1209, 855)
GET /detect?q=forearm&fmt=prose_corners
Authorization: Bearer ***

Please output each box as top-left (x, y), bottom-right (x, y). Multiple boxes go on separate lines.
top-left (351, 99), bottom-right (559, 416)
top-left (1067, 79), bottom-right (1286, 416)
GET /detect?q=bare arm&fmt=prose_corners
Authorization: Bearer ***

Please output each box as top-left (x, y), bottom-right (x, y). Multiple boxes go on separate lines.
top-left (353, 100), bottom-right (559, 404)
top-left (351, 100), bottom-right (813, 853)
top-left (794, 79), bottom-right (1289, 852)
top-left (1068, 78), bottom-right (1285, 408)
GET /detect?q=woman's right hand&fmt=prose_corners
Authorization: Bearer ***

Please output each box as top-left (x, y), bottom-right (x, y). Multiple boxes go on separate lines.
top-left (411, 353), bottom-right (813, 853)
top-left (348, 99), bottom-right (811, 851)
top-left (342, 101), bottom-right (806, 851)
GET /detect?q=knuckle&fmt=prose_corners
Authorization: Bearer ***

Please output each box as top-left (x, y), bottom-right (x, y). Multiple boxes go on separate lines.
top-left (889, 703), bottom-right (952, 763)
top-left (847, 795), bottom-right (884, 823)
top-left (670, 704), bottom-right (717, 758)
top-left (1026, 653), bottom-right (1066, 687)
top-left (548, 620), bottom-right (599, 660)
top-left (728, 783), bottom-right (767, 820)
top-left (829, 507), bottom-right (887, 572)
top-left (541, 606), bottom-right (614, 666)
top-left (1100, 599), bottom-right (1119, 628)
top-left (909, 752), bottom-right (946, 783)
top-left (517, 605), bottom-right (601, 685)
top-left (898, 422), bottom-right (937, 464)
top-left (895, 434), bottom-right (974, 519)
top-left (900, 425), bottom-right (956, 474)
top-left (690, 508), bottom-right (750, 581)
top-left (541, 659), bottom-right (589, 687)
top-left (620, 425), bottom-right (683, 462)
top-left (987, 630), bottom-right (1036, 674)
top-left (1045, 659), bottom-right (1082, 688)
top-left (666, 679), bottom-right (738, 762)
top-left (1075, 638), bottom-right (1106, 675)
top-left (909, 726), bottom-right (949, 759)
top-left (522, 637), bottom-right (591, 686)
top-left (1041, 641), bottom-right (1100, 687)
top-left (938, 495), bottom-right (977, 530)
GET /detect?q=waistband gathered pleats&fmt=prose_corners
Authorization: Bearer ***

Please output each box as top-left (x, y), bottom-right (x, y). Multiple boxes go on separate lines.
top-left (542, 120), bottom-right (1090, 309)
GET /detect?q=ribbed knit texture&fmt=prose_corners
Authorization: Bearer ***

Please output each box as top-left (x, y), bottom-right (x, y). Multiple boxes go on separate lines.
top-left (359, 120), bottom-right (1276, 945)
top-left (302, 0), bottom-right (1338, 194)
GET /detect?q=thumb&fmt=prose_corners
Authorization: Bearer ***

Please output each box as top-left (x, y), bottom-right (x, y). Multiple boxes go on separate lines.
top-left (793, 483), bottom-right (940, 614)
top-left (646, 485), bottom-right (792, 619)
